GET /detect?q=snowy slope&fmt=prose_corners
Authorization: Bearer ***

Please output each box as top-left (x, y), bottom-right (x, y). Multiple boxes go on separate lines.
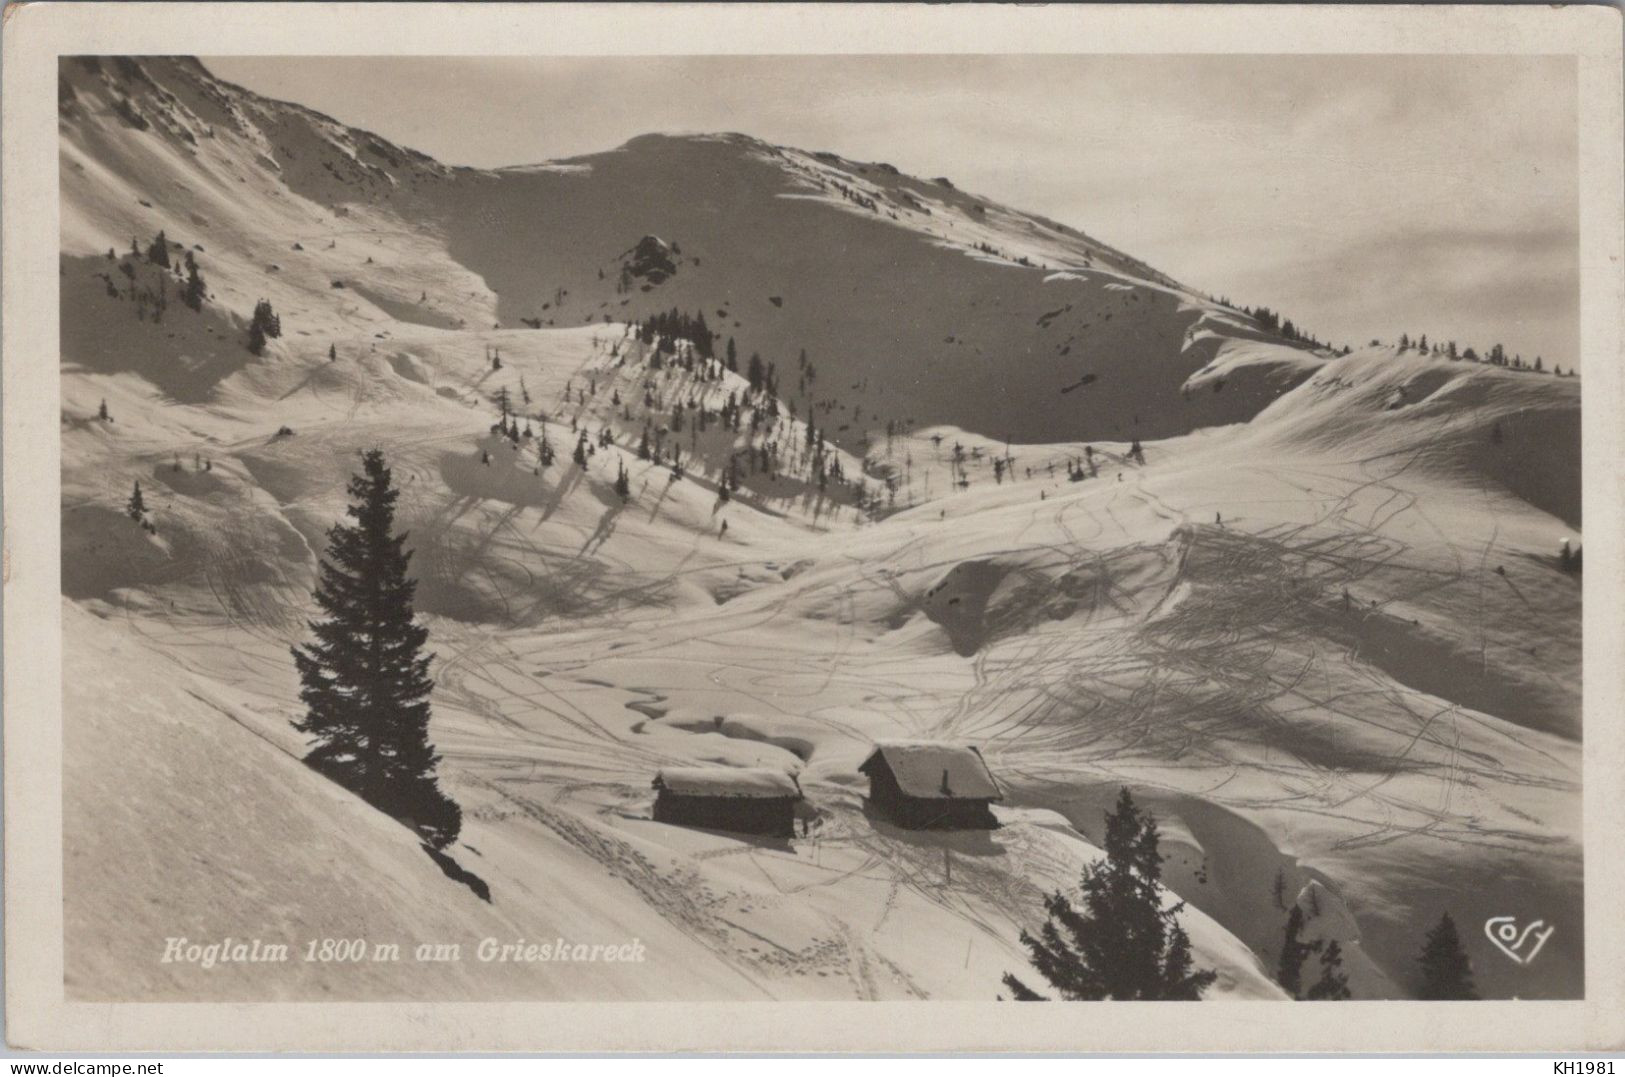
top-left (64, 601), bottom-right (758, 1002)
top-left (57, 55), bottom-right (1582, 1004)
top-left (62, 57), bottom-right (1331, 450)
top-left (431, 133), bottom-right (1324, 447)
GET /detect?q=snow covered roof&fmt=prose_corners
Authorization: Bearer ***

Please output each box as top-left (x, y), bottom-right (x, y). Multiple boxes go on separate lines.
top-left (652, 767), bottom-right (802, 800)
top-left (860, 740), bottom-right (1002, 801)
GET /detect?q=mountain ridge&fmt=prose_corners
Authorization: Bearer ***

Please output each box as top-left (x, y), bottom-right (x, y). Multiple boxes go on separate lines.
top-left (62, 55), bottom-right (1327, 447)
top-left (56, 53), bottom-right (1585, 1005)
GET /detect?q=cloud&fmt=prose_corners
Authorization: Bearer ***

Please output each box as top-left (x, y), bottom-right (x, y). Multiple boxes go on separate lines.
top-left (1218, 222), bottom-right (1578, 363)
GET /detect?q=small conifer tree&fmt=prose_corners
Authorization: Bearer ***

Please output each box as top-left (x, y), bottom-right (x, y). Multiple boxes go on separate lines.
top-left (1416, 912), bottom-right (1478, 1000)
top-left (252, 299), bottom-right (281, 338)
top-left (1002, 789), bottom-right (1217, 1001)
top-left (182, 251), bottom-right (206, 311)
top-left (147, 230), bottom-right (171, 269)
top-left (1277, 906), bottom-right (1318, 998)
top-left (126, 480), bottom-right (146, 521)
top-left (1304, 940), bottom-right (1352, 1001)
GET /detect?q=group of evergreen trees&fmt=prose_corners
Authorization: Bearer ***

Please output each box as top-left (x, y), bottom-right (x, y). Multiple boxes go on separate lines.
top-left (1276, 903), bottom-right (1351, 1000)
top-left (1394, 333), bottom-right (1569, 375)
top-left (1003, 788), bottom-right (1483, 1002)
top-left (1274, 882), bottom-right (1479, 1000)
top-left (633, 308), bottom-right (714, 360)
top-left (247, 298), bottom-right (282, 355)
top-left (1247, 305), bottom-right (1328, 350)
top-left (578, 325), bottom-right (872, 516)
top-left (1244, 301), bottom-right (1574, 374)
top-left (628, 315), bottom-right (799, 404)
top-left (145, 229), bottom-right (172, 269)
top-left (744, 351), bottom-right (780, 396)
top-left (102, 231), bottom-right (208, 324)
top-left (1238, 297), bottom-right (1575, 377)
top-left (133, 230), bottom-right (208, 312)
top-left (1065, 453), bottom-right (1100, 483)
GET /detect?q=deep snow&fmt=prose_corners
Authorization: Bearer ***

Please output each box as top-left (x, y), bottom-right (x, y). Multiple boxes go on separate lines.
top-left (56, 56), bottom-right (1582, 1003)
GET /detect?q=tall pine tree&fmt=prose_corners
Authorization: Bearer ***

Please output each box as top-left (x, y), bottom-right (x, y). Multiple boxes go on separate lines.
top-left (1003, 788), bottom-right (1217, 1000)
top-left (1416, 912), bottom-right (1478, 1000)
top-left (291, 450), bottom-right (461, 849)
top-left (147, 229), bottom-right (171, 269)
top-left (182, 250), bottom-right (205, 311)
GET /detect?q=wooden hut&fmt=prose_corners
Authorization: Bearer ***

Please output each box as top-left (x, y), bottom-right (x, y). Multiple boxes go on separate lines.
top-left (859, 740), bottom-right (1002, 829)
top-left (651, 767), bottom-right (802, 838)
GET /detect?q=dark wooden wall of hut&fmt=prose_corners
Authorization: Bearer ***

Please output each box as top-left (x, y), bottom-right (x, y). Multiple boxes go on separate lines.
top-left (652, 791), bottom-right (797, 837)
top-left (863, 759), bottom-right (998, 830)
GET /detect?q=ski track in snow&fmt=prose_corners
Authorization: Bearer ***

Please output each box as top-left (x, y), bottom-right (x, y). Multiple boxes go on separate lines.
top-left (56, 57), bottom-right (1583, 1003)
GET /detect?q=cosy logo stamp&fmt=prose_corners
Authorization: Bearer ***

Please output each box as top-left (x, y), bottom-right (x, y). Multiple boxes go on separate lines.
top-left (1484, 917), bottom-right (1556, 966)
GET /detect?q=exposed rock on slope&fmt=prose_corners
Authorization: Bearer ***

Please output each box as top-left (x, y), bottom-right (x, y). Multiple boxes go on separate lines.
top-left (623, 234), bottom-right (680, 285)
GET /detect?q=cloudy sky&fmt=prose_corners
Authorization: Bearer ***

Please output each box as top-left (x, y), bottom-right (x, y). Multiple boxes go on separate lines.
top-left (206, 54), bottom-right (1580, 367)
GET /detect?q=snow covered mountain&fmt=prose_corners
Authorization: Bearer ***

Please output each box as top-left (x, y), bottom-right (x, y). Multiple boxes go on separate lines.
top-left (61, 56), bottom-right (1327, 448)
top-left (59, 56), bottom-right (1582, 1005)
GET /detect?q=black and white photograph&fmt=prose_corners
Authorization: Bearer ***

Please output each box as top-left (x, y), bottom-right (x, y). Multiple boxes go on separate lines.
top-left (6, 1), bottom-right (1624, 1056)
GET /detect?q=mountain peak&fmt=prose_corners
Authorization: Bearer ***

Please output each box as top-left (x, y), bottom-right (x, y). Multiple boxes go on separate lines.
top-left (60, 52), bottom-right (1322, 445)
